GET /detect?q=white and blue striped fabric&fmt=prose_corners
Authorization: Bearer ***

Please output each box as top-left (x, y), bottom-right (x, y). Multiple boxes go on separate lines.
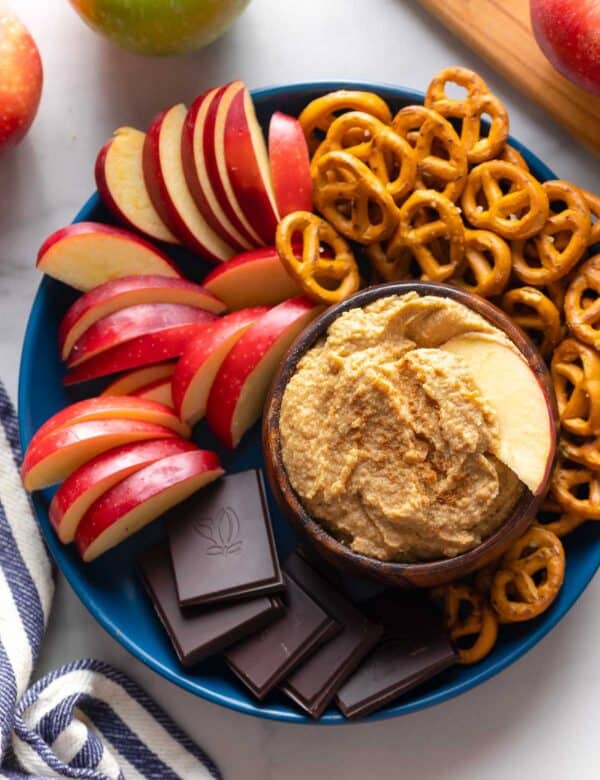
top-left (0, 382), bottom-right (221, 779)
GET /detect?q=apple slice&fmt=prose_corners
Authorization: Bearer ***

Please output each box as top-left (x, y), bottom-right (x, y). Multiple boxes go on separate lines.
top-left (441, 333), bottom-right (555, 494)
top-left (37, 223), bottom-right (181, 292)
top-left (173, 307), bottom-right (268, 426)
top-left (143, 104), bottom-right (235, 261)
top-left (220, 83), bottom-right (280, 244)
top-left (268, 111), bottom-right (312, 217)
top-left (132, 377), bottom-right (174, 408)
top-left (21, 419), bottom-right (178, 492)
top-left (182, 87), bottom-right (253, 251)
top-left (101, 362), bottom-right (175, 396)
top-left (75, 449), bottom-right (224, 562)
top-left (31, 396), bottom-right (190, 446)
top-left (95, 127), bottom-right (179, 245)
top-left (206, 297), bottom-right (323, 447)
top-left (66, 302), bottom-right (217, 368)
top-left (202, 247), bottom-right (302, 310)
top-left (50, 437), bottom-right (195, 543)
top-left (64, 321), bottom-right (210, 385)
top-left (59, 275), bottom-right (225, 361)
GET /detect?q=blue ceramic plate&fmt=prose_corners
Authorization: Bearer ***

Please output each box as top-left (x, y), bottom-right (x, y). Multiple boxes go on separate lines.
top-left (19, 83), bottom-right (600, 724)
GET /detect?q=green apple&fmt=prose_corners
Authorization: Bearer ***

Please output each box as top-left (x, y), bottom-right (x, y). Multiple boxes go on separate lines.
top-left (68, 0), bottom-right (251, 56)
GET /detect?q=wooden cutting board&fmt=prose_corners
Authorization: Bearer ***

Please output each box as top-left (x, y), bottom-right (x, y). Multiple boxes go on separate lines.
top-left (417, 0), bottom-right (600, 157)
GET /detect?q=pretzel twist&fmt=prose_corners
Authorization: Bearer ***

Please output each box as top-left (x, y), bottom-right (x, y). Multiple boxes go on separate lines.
top-left (440, 583), bottom-right (499, 664)
top-left (275, 210), bottom-right (359, 304)
top-left (499, 144), bottom-right (529, 171)
top-left (512, 180), bottom-right (591, 285)
top-left (581, 188), bottom-right (600, 247)
top-left (551, 337), bottom-right (600, 436)
top-left (536, 496), bottom-right (587, 538)
top-left (462, 160), bottom-right (549, 239)
top-left (551, 457), bottom-right (600, 520)
top-left (311, 111), bottom-right (386, 166)
top-left (501, 286), bottom-right (562, 357)
top-left (565, 254), bottom-right (600, 348)
top-left (451, 228), bottom-right (511, 298)
top-left (392, 105), bottom-right (468, 202)
top-left (312, 150), bottom-right (398, 244)
top-left (491, 526), bottom-right (565, 623)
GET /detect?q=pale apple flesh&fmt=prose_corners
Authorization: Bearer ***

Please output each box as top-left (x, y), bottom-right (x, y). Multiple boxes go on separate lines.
top-left (36, 222), bottom-right (181, 292)
top-left (268, 111), bottom-right (313, 218)
top-left (50, 437), bottom-right (195, 543)
top-left (173, 307), bottom-right (268, 426)
top-left (21, 419), bottom-right (178, 492)
top-left (59, 275), bottom-right (225, 360)
top-left (66, 302), bottom-right (217, 368)
top-left (143, 104), bottom-right (235, 261)
top-left (64, 322), bottom-right (209, 385)
top-left (202, 247), bottom-right (302, 310)
top-left (30, 395), bottom-right (190, 444)
top-left (101, 362), bottom-right (175, 396)
top-left (206, 297), bottom-right (322, 448)
top-left (95, 127), bottom-right (179, 245)
top-left (133, 378), bottom-right (174, 408)
top-left (75, 450), bottom-right (224, 562)
top-left (441, 334), bottom-right (555, 494)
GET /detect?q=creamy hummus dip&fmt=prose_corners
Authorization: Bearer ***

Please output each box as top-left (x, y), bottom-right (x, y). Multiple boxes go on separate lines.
top-left (279, 293), bottom-right (523, 562)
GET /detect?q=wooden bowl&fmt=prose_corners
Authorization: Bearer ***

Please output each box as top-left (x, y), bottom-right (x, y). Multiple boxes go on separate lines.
top-left (263, 281), bottom-right (558, 588)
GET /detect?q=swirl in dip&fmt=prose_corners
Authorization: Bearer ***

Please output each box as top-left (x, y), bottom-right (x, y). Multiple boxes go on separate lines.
top-left (279, 293), bottom-right (525, 562)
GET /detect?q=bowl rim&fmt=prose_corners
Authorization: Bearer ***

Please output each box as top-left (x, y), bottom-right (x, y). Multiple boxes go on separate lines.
top-left (17, 80), bottom-right (600, 725)
top-left (263, 281), bottom-right (558, 585)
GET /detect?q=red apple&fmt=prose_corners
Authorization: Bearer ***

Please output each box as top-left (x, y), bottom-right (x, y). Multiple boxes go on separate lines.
top-left (59, 276), bottom-right (224, 361)
top-left (75, 449), bottom-right (224, 562)
top-left (64, 321), bottom-right (210, 385)
top-left (101, 362), bottom-right (175, 396)
top-left (30, 396), bottom-right (190, 445)
top-left (206, 297), bottom-right (323, 447)
top-left (182, 87), bottom-right (253, 251)
top-left (268, 111), bottom-right (312, 217)
top-left (37, 222), bottom-right (181, 292)
top-left (21, 418), bottom-right (178, 492)
top-left (221, 83), bottom-right (280, 244)
top-left (531, 0), bottom-right (600, 95)
top-left (67, 303), bottom-right (216, 368)
top-left (0, 9), bottom-right (42, 152)
top-left (50, 437), bottom-right (195, 543)
top-left (143, 104), bottom-right (235, 261)
top-left (172, 307), bottom-right (268, 426)
top-left (132, 377), bottom-right (174, 408)
top-left (202, 246), bottom-right (302, 310)
top-left (95, 127), bottom-right (179, 245)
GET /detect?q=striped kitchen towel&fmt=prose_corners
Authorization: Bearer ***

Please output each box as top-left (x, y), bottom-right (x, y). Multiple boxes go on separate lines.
top-left (0, 381), bottom-right (221, 780)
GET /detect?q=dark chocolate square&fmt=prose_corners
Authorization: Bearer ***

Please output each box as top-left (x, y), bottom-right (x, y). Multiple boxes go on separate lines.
top-left (281, 552), bottom-right (383, 718)
top-left (168, 470), bottom-right (284, 607)
top-left (224, 573), bottom-right (340, 700)
top-left (139, 545), bottom-right (283, 668)
top-left (335, 591), bottom-right (457, 719)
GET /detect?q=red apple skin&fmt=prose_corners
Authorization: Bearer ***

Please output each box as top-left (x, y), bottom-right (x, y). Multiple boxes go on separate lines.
top-left (50, 437), bottom-right (195, 543)
top-left (143, 105), bottom-right (234, 262)
top-left (531, 0), bottom-right (600, 95)
top-left (223, 87), bottom-right (280, 244)
top-left (268, 112), bottom-right (313, 217)
top-left (206, 297), bottom-right (321, 448)
top-left (66, 302), bottom-right (217, 368)
top-left (182, 88), bottom-right (251, 252)
top-left (21, 418), bottom-right (178, 491)
top-left (0, 11), bottom-right (42, 152)
top-left (202, 246), bottom-right (303, 309)
top-left (172, 306), bottom-right (268, 424)
top-left (36, 222), bottom-right (182, 291)
top-left (201, 82), bottom-right (262, 248)
top-left (64, 322), bottom-right (210, 385)
top-left (101, 362), bottom-right (175, 396)
top-left (94, 132), bottom-right (179, 245)
top-left (75, 449), bottom-right (224, 562)
top-left (30, 395), bottom-right (189, 446)
top-left (59, 275), bottom-right (225, 361)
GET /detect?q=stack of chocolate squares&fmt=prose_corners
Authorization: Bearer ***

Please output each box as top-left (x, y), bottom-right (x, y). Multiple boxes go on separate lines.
top-left (139, 470), bottom-right (458, 719)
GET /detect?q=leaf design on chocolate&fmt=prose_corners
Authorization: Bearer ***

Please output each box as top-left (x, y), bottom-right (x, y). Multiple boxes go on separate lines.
top-left (193, 508), bottom-right (242, 555)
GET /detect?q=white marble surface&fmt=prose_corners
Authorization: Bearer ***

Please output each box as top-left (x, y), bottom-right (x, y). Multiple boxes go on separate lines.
top-left (1, 1), bottom-right (599, 778)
